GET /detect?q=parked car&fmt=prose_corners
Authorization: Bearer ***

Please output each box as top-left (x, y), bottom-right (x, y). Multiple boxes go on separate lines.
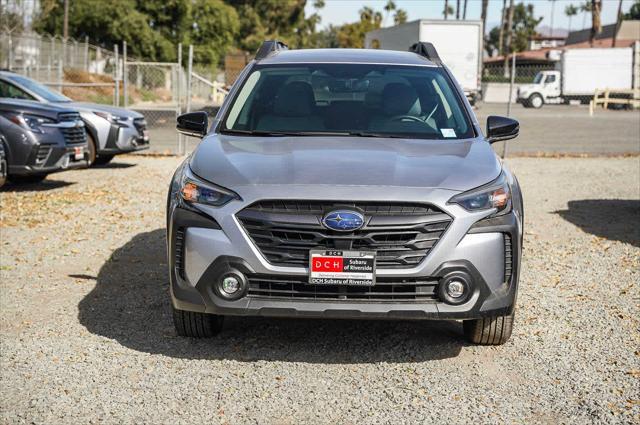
top-left (0, 71), bottom-right (149, 165)
top-left (0, 138), bottom-right (6, 188)
top-left (168, 41), bottom-right (523, 345)
top-left (0, 99), bottom-right (89, 184)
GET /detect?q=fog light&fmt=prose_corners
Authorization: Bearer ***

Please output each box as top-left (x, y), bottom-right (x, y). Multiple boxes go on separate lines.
top-left (446, 280), bottom-right (465, 298)
top-left (221, 276), bottom-right (240, 294)
top-left (437, 271), bottom-right (473, 305)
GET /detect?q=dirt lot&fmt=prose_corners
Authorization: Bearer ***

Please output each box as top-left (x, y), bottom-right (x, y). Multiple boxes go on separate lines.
top-left (1, 155), bottom-right (639, 424)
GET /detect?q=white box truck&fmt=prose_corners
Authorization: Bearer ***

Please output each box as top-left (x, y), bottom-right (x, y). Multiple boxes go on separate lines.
top-left (365, 20), bottom-right (483, 104)
top-left (517, 47), bottom-right (634, 108)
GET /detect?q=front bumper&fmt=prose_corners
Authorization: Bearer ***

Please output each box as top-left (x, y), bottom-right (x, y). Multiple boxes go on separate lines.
top-left (100, 121), bottom-right (150, 155)
top-left (168, 186), bottom-right (522, 321)
top-left (9, 144), bottom-right (89, 176)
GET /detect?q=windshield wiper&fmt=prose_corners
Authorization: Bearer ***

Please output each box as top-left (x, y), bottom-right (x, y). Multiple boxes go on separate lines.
top-left (221, 129), bottom-right (351, 137)
top-left (347, 131), bottom-right (405, 138)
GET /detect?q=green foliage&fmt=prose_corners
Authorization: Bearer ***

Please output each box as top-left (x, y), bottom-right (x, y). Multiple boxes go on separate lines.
top-left (189, 0), bottom-right (240, 64)
top-left (564, 4), bottom-right (579, 17)
top-left (487, 3), bottom-right (543, 55)
top-left (625, 0), bottom-right (640, 19)
top-left (334, 7), bottom-right (382, 48)
top-left (394, 9), bottom-right (408, 25)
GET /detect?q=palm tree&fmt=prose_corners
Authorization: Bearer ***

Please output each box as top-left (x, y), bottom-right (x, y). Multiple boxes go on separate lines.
top-left (383, 0), bottom-right (396, 27)
top-left (463, 0), bottom-right (468, 19)
top-left (498, 0), bottom-right (507, 56)
top-left (580, 1), bottom-right (592, 30)
top-left (589, 0), bottom-right (602, 46)
top-left (565, 4), bottom-right (579, 33)
top-left (481, 0), bottom-right (489, 53)
top-left (549, 0), bottom-right (557, 37)
top-left (394, 9), bottom-right (408, 25)
top-left (503, 0), bottom-right (515, 77)
top-left (456, 0), bottom-right (460, 19)
top-left (443, 0), bottom-right (452, 20)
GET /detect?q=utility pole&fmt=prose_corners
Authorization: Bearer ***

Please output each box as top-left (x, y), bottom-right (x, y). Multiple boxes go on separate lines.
top-left (503, 0), bottom-right (514, 78)
top-left (63, 0), bottom-right (69, 40)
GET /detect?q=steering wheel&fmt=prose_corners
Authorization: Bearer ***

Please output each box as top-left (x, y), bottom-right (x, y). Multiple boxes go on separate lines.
top-left (389, 115), bottom-right (424, 123)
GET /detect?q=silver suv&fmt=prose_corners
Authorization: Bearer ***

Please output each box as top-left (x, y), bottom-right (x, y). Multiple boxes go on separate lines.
top-left (168, 41), bottom-right (523, 345)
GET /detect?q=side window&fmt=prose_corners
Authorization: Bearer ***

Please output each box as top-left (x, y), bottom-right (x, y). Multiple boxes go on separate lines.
top-left (545, 74), bottom-right (556, 84)
top-left (0, 80), bottom-right (34, 100)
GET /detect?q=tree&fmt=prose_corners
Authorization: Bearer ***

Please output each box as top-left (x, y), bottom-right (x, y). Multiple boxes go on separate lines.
top-left (487, 2), bottom-right (542, 56)
top-left (481, 0), bottom-right (489, 54)
top-left (624, 0), bottom-right (640, 19)
top-left (189, 0), bottom-right (240, 65)
top-left (503, 0), bottom-right (514, 76)
top-left (394, 9), bottom-right (408, 25)
top-left (498, 0), bottom-right (506, 55)
top-left (549, 0), bottom-right (557, 37)
top-left (0, 7), bottom-right (24, 33)
top-left (463, 0), bottom-right (468, 19)
top-left (456, 0), bottom-right (460, 19)
top-left (564, 4), bottom-right (579, 33)
top-left (335, 6), bottom-right (382, 48)
top-left (443, 1), bottom-right (454, 20)
top-left (580, 1), bottom-right (592, 30)
top-left (590, 0), bottom-right (601, 46)
top-left (383, 0), bottom-right (396, 26)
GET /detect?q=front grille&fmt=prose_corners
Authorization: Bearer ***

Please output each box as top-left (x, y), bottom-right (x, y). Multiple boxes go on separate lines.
top-left (61, 126), bottom-right (87, 146)
top-left (58, 112), bottom-right (81, 122)
top-left (35, 145), bottom-right (51, 163)
top-left (247, 274), bottom-right (438, 302)
top-left (504, 234), bottom-right (513, 282)
top-left (174, 228), bottom-right (186, 279)
top-left (237, 201), bottom-right (452, 269)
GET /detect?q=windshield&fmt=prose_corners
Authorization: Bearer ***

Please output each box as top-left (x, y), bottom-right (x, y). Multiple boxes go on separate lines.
top-left (533, 72), bottom-right (544, 84)
top-left (7, 74), bottom-right (71, 102)
top-left (222, 64), bottom-right (474, 140)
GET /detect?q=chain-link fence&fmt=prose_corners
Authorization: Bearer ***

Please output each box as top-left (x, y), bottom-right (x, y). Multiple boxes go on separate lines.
top-left (0, 32), bottom-right (235, 155)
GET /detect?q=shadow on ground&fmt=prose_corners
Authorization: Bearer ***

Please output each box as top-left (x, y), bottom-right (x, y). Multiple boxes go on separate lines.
top-left (91, 162), bottom-right (136, 169)
top-left (78, 229), bottom-right (464, 363)
top-left (555, 199), bottom-right (640, 248)
top-left (0, 179), bottom-right (75, 192)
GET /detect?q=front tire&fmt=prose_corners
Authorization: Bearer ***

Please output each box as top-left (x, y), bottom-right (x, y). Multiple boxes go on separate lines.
top-left (86, 133), bottom-right (97, 166)
top-left (172, 306), bottom-right (224, 338)
top-left (528, 93), bottom-right (544, 109)
top-left (463, 311), bottom-right (515, 345)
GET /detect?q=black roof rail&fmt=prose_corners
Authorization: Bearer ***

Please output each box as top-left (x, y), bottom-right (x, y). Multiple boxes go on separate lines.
top-left (255, 40), bottom-right (288, 60)
top-left (409, 42), bottom-right (441, 65)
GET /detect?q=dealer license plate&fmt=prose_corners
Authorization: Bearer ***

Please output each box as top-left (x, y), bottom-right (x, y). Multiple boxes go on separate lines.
top-left (309, 250), bottom-right (376, 286)
top-left (74, 147), bottom-right (84, 160)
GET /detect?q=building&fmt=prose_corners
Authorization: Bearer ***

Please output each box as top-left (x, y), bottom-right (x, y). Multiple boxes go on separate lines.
top-left (528, 35), bottom-right (566, 51)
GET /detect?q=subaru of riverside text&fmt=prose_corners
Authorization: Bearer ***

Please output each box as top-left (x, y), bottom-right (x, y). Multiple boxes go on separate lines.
top-left (168, 41), bottom-right (523, 345)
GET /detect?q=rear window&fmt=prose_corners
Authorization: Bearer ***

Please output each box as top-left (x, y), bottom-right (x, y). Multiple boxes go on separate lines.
top-left (222, 64), bottom-right (474, 140)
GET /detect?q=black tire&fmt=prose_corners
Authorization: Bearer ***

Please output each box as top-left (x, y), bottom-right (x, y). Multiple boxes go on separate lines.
top-left (86, 132), bottom-right (97, 166)
top-left (94, 154), bottom-right (115, 165)
top-left (463, 311), bottom-right (515, 345)
top-left (528, 93), bottom-right (544, 109)
top-left (8, 174), bottom-right (47, 184)
top-left (172, 306), bottom-right (224, 338)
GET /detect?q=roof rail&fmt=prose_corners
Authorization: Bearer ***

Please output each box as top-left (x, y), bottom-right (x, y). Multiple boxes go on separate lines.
top-left (409, 42), bottom-right (441, 65)
top-left (255, 40), bottom-right (288, 60)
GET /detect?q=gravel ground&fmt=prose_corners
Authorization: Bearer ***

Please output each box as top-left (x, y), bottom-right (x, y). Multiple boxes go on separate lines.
top-left (1, 155), bottom-right (639, 424)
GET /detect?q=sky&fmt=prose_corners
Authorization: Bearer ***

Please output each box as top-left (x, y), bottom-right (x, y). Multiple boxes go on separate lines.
top-left (306, 0), bottom-right (638, 34)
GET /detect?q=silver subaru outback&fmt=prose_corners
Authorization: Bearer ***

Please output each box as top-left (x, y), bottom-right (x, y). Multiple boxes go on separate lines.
top-left (167, 41), bottom-right (523, 345)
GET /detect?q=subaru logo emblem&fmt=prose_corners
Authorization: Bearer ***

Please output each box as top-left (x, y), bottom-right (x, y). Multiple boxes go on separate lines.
top-left (322, 210), bottom-right (365, 232)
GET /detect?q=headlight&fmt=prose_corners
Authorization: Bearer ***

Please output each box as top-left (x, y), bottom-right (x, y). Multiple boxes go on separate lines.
top-left (94, 111), bottom-right (130, 124)
top-left (7, 113), bottom-right (54, 134)
top-left (449, 172), bottom-right (511, 214)
top-left (180, 165), bottom-right (238, 207)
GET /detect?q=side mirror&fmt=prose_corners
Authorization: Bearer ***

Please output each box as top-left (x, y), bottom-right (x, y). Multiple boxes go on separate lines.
top-left (177, 111), bottom-right (208, 138)
top-left (486, 115), bottom-right (519, 143)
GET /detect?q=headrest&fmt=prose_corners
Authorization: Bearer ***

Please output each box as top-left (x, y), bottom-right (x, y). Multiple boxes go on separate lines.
top-left (273, 81), bottom-right (316, 117)
top-left (382, 83), bottom-right (421, 116)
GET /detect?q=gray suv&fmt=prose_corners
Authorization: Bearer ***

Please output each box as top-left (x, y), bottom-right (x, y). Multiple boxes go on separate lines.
top-left (168, 42), bottom-right (523, 345)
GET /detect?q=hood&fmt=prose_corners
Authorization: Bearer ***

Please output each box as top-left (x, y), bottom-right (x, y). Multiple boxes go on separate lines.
top-left (518, 83), bottom-right (540, 94)
top-left (66, 102), bottom-right (143, 118)
top-left (190, 135), bottom-right (501, 192)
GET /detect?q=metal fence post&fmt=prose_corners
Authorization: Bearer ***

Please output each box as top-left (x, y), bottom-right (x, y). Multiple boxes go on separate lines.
top-left (7, 34), bottom-right (12, 71)
top-left (502, 53), bottom-right (516, 159)
top-left (114, 44), bottom-right (120, 107)
top-left (123, 42), bottom-right (128, 108)
top-left (57, 58), bottom-right (63, 93)
top-left (84, 36), bottom-right (89, 71)
top-left (186, 44), bottom-right (193, 113)
top-left (177, 43), bottom-right (183, 155)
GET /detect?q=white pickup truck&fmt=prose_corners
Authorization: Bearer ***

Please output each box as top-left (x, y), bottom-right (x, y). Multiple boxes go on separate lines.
top-left (517, 47), bottom-right (634, 108)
